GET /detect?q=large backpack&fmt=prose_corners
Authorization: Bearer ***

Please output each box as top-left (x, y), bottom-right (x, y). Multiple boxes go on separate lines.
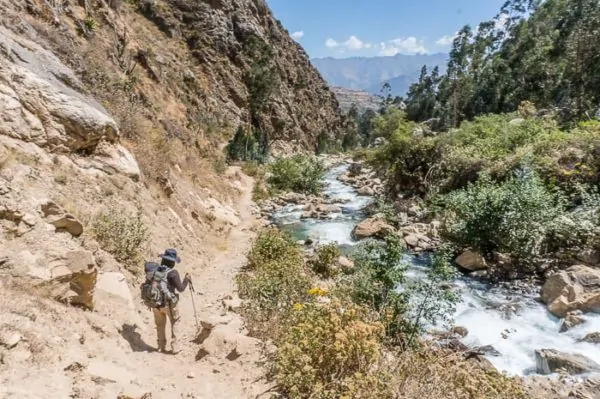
top-left (140, 262), bottom-right (176, 308)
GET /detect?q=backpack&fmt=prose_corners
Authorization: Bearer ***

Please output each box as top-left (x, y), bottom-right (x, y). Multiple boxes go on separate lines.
top-left (140, 262), bottom-right (177, 308)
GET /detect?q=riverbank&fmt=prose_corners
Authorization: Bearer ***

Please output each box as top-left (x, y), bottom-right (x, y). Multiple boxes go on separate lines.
top-left (254, 157), bottom-right (600, 394)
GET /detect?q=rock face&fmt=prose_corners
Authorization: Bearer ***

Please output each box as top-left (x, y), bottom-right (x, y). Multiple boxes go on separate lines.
top-left (0, 26), bottom-right (140, 180)
top-left (541, 265), bottom-right (600, 318)
top-left (352, 217), bottom-right (394, 240)
top-left (535, 349), bottom-right (600, 375)
top-left (455, 250), bottom-right (487, 271)
top-left (135, 0), bottom-right (343, 148)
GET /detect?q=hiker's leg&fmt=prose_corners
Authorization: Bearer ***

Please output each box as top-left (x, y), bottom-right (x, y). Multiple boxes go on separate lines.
top-left (153, 307), bottom-right (167, 351)
top-left (168, 303), bottom-right (181, 353)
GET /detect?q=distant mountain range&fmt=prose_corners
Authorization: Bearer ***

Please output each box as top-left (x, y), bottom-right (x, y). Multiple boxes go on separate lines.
top-left (312, 53), bottom-right (448, 97)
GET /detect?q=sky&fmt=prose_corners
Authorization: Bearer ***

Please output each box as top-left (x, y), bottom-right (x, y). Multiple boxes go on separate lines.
top-left (266, 0), bottom-right (507, 59)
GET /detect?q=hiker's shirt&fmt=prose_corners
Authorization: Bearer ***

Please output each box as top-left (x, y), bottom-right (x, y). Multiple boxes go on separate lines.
top-left (166, 269), bottom-right (189, 301)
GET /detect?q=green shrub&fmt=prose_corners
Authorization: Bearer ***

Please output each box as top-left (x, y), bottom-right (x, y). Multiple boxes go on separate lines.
top-left (92, 203), bottom-right (149, 274)
top-left (238, 229), bottom-right (310, 337)
top-left (309, 242), bottom-right (341, 278)
top-left (267, 155), bottom-right (325, 194)
top-left (439, 168), bottom-right (565, 263)
top-left (370, 112), bottom-right (600, 197)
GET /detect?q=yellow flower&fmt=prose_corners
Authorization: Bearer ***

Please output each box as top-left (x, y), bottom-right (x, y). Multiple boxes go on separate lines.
top-left (307, 287), bottom-right (328, 297)
top-left (293, 303), bottom-right (303, 311)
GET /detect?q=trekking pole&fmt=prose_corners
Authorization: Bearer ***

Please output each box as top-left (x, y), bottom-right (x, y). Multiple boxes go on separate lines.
top-left (188, 279), bottom-right (200, 333)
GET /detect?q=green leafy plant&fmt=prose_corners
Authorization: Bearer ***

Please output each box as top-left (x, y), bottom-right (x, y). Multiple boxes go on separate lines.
top-left (309, 242), bottom-right (341, 278)
top-left (267, 155), bottom-right (325, 195)
top-left (440, 167), bottom-right (565, 263)
top-left (92, 203), bottom-right (148, 274)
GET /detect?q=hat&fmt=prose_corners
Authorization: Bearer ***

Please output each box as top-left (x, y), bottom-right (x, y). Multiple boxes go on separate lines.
top-left (160, 248), bottom-right (181, 263)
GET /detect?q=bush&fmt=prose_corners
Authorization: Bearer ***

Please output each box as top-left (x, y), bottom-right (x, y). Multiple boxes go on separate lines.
top-left (267, 155), bottom-right (325, 195)
top-left (238, 229), bottom-right (311, 337)
top-left (309, 242), bottom-right (341, 278)
top-left (439, 168), bottom-right (565, 263)
top-left (370, 112), bottom-right (600, 198)
top-left (275, 300), bottom-right (394, 399)
top-left (92, 203), bottom-right (149, 274)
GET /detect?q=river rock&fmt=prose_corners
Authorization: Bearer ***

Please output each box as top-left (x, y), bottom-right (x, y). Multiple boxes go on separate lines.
top-left (560, 312), bottom-right (585, 333)
top-left (451, 326), bottom-right (469, 338)
top-left (404, 234), bottom-right (420, 248)
top-left (455, 250), bottom-right (487, 271)
top-left (352, 217), bottom-right (394, 240)
top-left (535, 349), bottom-right (600, 375)
top-left (337, 256), bottom-right (354, 272)
top-left (579, 332), bottom-right (600, 344)
top-left (541, 265), bottom-right (600, 318)
top-left (576, 249), bottom-right (600, 266)
top-left (357, 186), bottom-right (375, 196)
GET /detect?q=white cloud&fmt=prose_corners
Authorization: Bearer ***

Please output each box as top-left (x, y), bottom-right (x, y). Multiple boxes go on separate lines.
top-left (435, 34), bottom-right (456, 46)
top-left (378, 37), bottom-right (428, 56)
top-left (344, 35), bottom-right (367, 50)
top-left (325, 38), bottom-right (339, 48)
top-left (291, 31), bottom-right (304, 40)
top-left (324, 35), bottom-right (371, 51)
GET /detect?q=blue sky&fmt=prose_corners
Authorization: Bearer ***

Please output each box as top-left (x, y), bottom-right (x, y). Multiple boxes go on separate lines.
top-left (266, 0), bottom-right (507, 58)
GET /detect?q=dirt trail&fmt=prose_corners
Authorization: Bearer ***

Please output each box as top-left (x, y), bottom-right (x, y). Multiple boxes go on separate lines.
top-left (121, 169), bottom-right (268, 399)
top-left (37, 168), bottom-right (271, 399)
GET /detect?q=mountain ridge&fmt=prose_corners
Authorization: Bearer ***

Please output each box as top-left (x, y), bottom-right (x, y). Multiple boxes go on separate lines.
top-left (311, 52), bottom-right (448, 97)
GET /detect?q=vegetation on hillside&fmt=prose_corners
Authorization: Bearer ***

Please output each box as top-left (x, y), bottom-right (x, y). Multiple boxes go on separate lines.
top-left (361, 104), bottom-right (600, 275)
top-left (238, 229), bottom-right (528, 398)
top-left (404, 0), bottom-right (600, 129)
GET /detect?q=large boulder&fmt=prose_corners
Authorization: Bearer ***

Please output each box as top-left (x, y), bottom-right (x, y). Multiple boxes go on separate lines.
top-left (352, 217), bottom-right (394, 240)
top-left (455, 250), bottom-right (487, 271)
top-left (535, 349), bottom-right (600, 375)
top-left (541, 265), bottom-right (600, 318)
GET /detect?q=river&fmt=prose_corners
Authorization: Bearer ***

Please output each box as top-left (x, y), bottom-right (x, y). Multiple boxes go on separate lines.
top-left (271, 163), bottom-right (600, 377)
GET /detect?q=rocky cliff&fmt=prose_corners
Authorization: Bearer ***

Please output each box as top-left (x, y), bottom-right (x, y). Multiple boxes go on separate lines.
top-left (0, 0), bottom-right (340, 396)
top-left (2, 0), bottom-right (342, 159)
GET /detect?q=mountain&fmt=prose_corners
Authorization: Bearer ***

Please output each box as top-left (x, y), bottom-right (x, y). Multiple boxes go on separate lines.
top-left (330, 87), bottom-right (380, 113)
top-left (311, 53), bottom-right (448, 97)
top-left (0, 0), bottom-right (345, 396)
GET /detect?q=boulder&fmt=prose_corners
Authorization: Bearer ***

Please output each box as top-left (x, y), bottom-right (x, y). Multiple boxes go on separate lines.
top-left (93, 272), bottom-right (136, 317)
top-left (455, 250), bottom-right (487, 271)
top-left (451, 326), bottom-right (469, 338)
top-left (47, 214), bottom-right (83, 237)
top-left (352, 217), bottom-right (394, 240)
top-left (535, 349), bottom-right (600, 375)
top-left (357, 186), bottom-right (375, 196)
top-left (337, 256), bottom-right (354, 272)
top-left (0, 329), bottom-right (21, 349)
top-left (541, 265), bottom-right (600, 318)
top-left (560, 313), bottom-right (585, 333)
top-left (404, 234), bottom-right (420, 248)
top-left (577, 249), bottom-right (600, 266)
top-left (580, 332), bottom-right (600, 344)
top-left (465, 353), bottom-right (496, 372)
top-left (52, 251), bottom-right (98, 310)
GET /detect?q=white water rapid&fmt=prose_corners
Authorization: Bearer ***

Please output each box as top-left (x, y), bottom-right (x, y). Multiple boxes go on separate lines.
top-left (272, 163), bottom-right (600, 377)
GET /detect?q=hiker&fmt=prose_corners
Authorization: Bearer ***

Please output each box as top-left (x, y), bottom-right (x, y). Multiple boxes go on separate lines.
top-left (146, 248), bottom-right (192, 354)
